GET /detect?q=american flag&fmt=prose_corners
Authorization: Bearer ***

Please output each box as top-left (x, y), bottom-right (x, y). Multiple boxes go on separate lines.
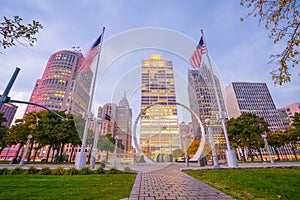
top-left (189, 36), bottom-right (206, 70)
top-left (79, 33), bottom-right (102, 72)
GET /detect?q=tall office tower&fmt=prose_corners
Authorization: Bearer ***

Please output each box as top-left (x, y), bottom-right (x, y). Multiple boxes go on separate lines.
top-left (282, 102), bottom-right (300, 123)
top-left (115, 93), bottom-right (132, 152)
top-left (98, 103), bottom-right (117, 136)
top-left (25, 50), bottom-right (91, 115)
top-left (225, 82), bottom-right (285, 131)
top-left (0, 100), bottom-right (18, 127)
top-left (188, 65), bottom-right (227, 157)
top-left (140, 55), bottom-right (180, 161)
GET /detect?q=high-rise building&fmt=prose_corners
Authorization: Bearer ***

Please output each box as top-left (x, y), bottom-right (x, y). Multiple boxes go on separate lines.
top-left (25, 50), bottom-right (91, 115)
top-left (0, 100), bottom-right (18, 127)
top-left (282, 102), bottom-right (300, 123)
top-left (225, 82), bottom-right (285, 131)
top-left (140, 55), bottom-right (180, 161)
top-left (188, 65), bottom-right (227, 157)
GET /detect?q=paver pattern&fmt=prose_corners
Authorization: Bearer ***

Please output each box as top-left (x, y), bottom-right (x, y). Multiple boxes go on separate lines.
top-left (129, 164), bottom-right (235, 200)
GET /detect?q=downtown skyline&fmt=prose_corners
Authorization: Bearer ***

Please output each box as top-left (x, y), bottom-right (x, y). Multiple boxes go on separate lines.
top-left (0, 0), bottom-right (299, 122)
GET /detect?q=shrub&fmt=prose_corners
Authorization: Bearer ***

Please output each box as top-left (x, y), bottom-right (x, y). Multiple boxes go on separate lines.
top-left (95, 167), bottom-right (105, 174)
top-left (0, 168), bottom-right (10, 175)
top-left (65, 168), bottom-right (79, 175)
top-left (80, 167), bottom-right (92, 175)
top-left (11, 167), bottom-right (24, 175)
top-left (26, 166), bottom-right (39, 174)
top-left (108, 167), bottom-right (119, 174)
top-left (124, 166), bottom-right (133, 173)
top-left (52, 166), bottom-right (65, 175)
top-left (39, 167), bottom-right (52, 175)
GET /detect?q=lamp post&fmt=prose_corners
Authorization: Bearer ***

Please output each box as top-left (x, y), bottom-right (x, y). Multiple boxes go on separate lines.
top-left (113, 136), bottom-right (119, 167)
top-left (19, 135), bottom-right (32, 166)
top-left (262, 134), bottom-right (274, 164)
top-left (182, 135), bottom-right (189, 167)
top-left (90, 118), bottom-right (102, 169)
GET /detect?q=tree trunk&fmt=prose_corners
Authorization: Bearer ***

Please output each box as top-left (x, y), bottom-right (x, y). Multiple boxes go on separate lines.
top-left (33, 144), bottom-right (41, 162)
top-left (291, 143), bottom-right (298, 160)
top-left (46, 142), bottom-right (52, 163)
top-left (247, 142), bottom-right (254, 161)
top-left (106, 150), bottom-right (109, 162)
top-left (257, 148), bottom-right (264, 162)
top-left (59, 143), bottom-right (64, 162)
top-left (51, 148), bottom-right (55, 162)
top-left (27, 139), bottom-right (34, 162)
top-left (274, 148), bottom-right (281, 161)
top-left (15, 143), bottom-right (23, 159)
top-left (55, 146), bottom-right (60, 164)
top-left (240, 146), bottom-right (246, 162)
top-left (70, 145), bottom-right (75, 162)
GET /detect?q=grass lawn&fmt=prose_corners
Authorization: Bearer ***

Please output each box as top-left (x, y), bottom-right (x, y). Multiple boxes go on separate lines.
top-left (0, 174), bottom-right (136, 200)
top-left (185, 168), bottom-right (300, 200)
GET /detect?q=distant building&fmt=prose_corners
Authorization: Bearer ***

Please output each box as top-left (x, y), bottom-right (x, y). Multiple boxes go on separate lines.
top-left (188, 66), bottom-right (227, 157)
top-left (140, 55), bottom-right (180, 161)
top-left (277, 108), bottom-right (291, 128)
top-left (282, 102), bottom-right (300, 123)
top-left (0, 101), bottom-right (18, 127)
top-left (225, 82), bottom-right (285, 131)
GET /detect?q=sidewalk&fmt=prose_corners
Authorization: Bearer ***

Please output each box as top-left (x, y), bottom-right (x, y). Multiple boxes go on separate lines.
top-left (128, 164), bottom-right (234, 200)
top-left (127, 161), bottom-right (300, 200)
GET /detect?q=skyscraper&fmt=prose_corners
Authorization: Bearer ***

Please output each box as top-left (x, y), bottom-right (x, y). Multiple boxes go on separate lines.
top-left (0, 100), bottom-right (18, 127)
top-left (25, 50), bottom-right (91, 115)
top-left (225, 82), bottom-right (285, 131)
top-left (140, 55), bottom-right (180, 161)
top-left (188, 65), bottom-right (227, 157)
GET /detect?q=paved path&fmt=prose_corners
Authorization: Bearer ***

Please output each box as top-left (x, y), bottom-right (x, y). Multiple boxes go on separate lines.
top-left (128, 164), bottom-right (235, 200)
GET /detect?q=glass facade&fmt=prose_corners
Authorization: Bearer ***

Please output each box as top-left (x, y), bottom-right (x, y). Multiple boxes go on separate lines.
top-left (140, 55), bottom-right (180, 161)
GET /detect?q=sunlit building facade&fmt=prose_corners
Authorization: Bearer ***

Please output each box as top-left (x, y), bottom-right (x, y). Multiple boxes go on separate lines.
top-left (225, 82), bottom-right (285, 131)
top-left (188, 66), bottom-right (227, 158)
top-left (25, 50), bottom-right (91, 115)
top-left (282, 102), bottom-right (300, 123)
top-left (140, 55), bottom-right (180, 161)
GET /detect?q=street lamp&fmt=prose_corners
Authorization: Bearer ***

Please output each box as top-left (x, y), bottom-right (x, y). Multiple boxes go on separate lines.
top-left (19, 135), bottom-right (32, 166)
top-left (262, 134), bottom-right (274, 164)
top-left (90, 118), bottom-right (102, 169)
top-left (113, 135), bottom-right (119, 167)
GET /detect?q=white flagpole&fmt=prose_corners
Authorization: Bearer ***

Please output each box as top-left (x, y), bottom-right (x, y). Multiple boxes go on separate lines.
top-left (200, 29), bottom-right (238, 168)
top-left (76, 27), bottom-right (106, 169)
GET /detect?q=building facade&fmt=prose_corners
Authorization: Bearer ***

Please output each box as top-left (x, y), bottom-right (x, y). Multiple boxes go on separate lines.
top-left (140, 55), bottom-right (180, 161)
top-left (282, 102), bottom-right (300, 123)
top-left (188, 66), bottom-right (227, 157)
top-left (225, 82), bottom-right (285, 131)
top-left (0, 101), bottom-right (18, 127)
top-left (25, 50), bottom-right (91, 115)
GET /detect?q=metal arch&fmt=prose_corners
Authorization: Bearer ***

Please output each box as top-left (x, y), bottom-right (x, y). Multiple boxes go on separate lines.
top-left (132, 101), bottom-right (206, 163)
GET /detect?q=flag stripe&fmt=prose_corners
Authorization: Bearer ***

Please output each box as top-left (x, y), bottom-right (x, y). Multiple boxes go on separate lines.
top-left (190, 36), bottom-right (206, 70)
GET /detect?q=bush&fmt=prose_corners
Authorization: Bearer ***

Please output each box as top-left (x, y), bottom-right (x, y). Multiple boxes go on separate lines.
top-left (26, 167), bottom-right (39, 174)
top-left (39, 167), bottom-right (52, 175)
top-left (0, 168), bottom-right (10, 175)
top-left (80, 167), bottom-right (92, 175)
top-left (52, 166), bottom-right (65, 175)
top-left (108, 167), bottom-right (120, 174)
top-left (95, 167), bottom-right (105, 174)
top-left (65, 168), bottom-right (79, 175)
top-left (124, 166), bottom-right (133, 173)
top-left (11, 167), bottom-right (24, 175)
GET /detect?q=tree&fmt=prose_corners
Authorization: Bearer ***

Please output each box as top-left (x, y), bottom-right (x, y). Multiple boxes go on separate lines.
top-left (187, 140), bottom-right (200, 156)
top-left (227, 113), bottom-right (269, 161)
top-left (267, 130), bottom-right (286, 160)
top-left (0, 16), bottom-right (43, 51)
top-left (0, 112), bottom-right (8, 154)
top-left (98, 134), bottom-right (115, 162)
top-left (240, 0), bottom-right (300, 85)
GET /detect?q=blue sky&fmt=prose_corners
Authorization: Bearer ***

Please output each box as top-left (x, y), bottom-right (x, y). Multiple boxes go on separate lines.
top-left (0, 0), bottom-right (299, 121)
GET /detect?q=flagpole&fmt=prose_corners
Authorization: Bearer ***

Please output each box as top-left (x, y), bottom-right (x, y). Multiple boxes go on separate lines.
top-left (200, 29), bottom-right (238, 168)
top-left (76, 27), bottom-right (106, 169)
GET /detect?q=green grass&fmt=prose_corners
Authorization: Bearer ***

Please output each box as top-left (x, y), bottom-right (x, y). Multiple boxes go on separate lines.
top-left (185, 168), bottom-right (300, 200)
top-left (0, 174), bottom-right (136, 200)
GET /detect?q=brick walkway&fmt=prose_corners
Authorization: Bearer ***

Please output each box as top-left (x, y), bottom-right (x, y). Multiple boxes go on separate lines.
top-left (128, 164), bottom-right (235, 200)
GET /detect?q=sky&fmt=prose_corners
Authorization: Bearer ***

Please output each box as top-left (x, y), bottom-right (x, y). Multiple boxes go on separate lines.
top-left (0, 0), bottom-right (299, 123)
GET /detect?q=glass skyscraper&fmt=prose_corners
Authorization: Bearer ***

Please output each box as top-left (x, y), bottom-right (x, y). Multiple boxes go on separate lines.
top-left (140, 55), bottom-right (180, 161)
